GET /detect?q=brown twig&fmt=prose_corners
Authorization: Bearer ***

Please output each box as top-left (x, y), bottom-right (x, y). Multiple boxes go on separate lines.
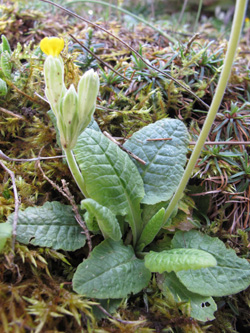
top-left (184, 33), bottom-right (200, 56)
top-left (5, 79), bottom-right (43, 105)
top-left (61, 179), bottom-right (92, 254)
top-left (103, 131), bottom-right (146, 165)
top-left (0, 160), bottom-right (20, 252)
top-left (147, 138), bottom-right (172, 141)
top-left (0, 150), bottom-right (65, 162)
top-left (0, 106), bottom-right (25, 119)
top-left (39, 0), bottom-right (210, 110)
top-left (95, 303), bottom-right (144, 325)
top-left (69, 34), bottom-right (131, 83)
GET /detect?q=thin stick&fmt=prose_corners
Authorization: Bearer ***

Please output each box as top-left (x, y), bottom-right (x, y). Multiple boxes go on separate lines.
top-left (103, 131), bottom-right (146, 165)
top-left (0, 150), bottom-right (65, 162)
top-left (34, 91), bottom-right (50, 104)
top-left (189, 141), bottom-right (250, 146)
top-left (95, 303), bottom-right (144, 325)
top-left (0, 107), bottom-right (25, 119)
top-left (61, 180), bottom-right (92, 254)
top-left (39, 0), bottom-right (210, 110)
top-left (5, 79), bottom-right (42, 105)
top-left (69, 34), bottom-right (131, 83)
top-left (147, 138), bottom-right (172, 141)
top-left (0, 161), bottom-right (20, 251)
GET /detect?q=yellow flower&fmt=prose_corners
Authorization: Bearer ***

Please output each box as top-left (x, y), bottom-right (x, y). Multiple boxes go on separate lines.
top-left (40, 37), bottom-right (64, 57)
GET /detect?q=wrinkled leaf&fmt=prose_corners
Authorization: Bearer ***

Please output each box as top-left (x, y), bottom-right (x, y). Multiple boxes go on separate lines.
top-left (81, 198), bottom-right (122, 241)
top-left (1, 51), bottom-right (12, 78)
top-left (0, 78), bottom-right (7, 96)
top-left (1, 35), bottom-right (11, 54)
top-left (7, 201), bottom-right (86, 251)
top-left (144, 248), bottom-right (217, 273)
top-left (73, 239), bottom-right (151, 299)
top-left (74, 128), bottom-right (144, 241)
top-left (124, 119), bottom-right (189, 205)
top-left (158, 272), bottom-right (217, 322)
top-left (0, 222), bottom-right (12, 252)
top-left (136, 208), bottom-right (165, 251)
top-left (172, 230), bottom-right (250, 297)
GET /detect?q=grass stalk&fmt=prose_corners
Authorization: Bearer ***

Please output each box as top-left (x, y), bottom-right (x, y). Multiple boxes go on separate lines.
top-left (194, 0), bottom-right (203, 32)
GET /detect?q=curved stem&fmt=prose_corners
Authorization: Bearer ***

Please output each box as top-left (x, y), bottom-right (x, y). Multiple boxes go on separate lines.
top-left (67, 0), bottom-right (177, 43)
top-left (163, 0), bottom-right (248, 225)
top-left (64, 148), bottom-right (89, 198)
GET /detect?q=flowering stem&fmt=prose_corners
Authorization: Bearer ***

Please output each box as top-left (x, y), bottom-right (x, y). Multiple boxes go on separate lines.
top-left (163, 0), bottom-right (248, 226)
top-left (64, 148), bottom-right (89, 198)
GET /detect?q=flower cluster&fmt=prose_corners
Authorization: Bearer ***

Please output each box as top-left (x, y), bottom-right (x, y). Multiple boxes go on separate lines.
top-left (40, 37), bottom-right (99, 150)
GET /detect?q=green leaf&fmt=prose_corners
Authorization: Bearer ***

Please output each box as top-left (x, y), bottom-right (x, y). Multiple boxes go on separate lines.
top-left (7, 202), bottom-right (86, 251)
top-left (172, 230), bottom-right (250, 297)
top-left (1, 35), bottom-right (11, 54)
top-left (141, 201), bottom-right (169, 226)
top-left (144, 248), bottom-right (217, 274)
top-left (72, 239), bottom-right (151, 299)
top-left (0, 78), bottom-right (7, 96)
top-left (136, 207), bottom-right (165, 251)
top-left (1, 51), bottom-right (12, 78)
top-left (158, 272), bottom-right (217, 322)
top-left (124, 119), bottom-right (189, 205)
top-left (81, 198), bottom-right (122, 241)
top-left (74, 128), bottom-right (145, 242)
top-left (0, 222), bottom-right (12, 252)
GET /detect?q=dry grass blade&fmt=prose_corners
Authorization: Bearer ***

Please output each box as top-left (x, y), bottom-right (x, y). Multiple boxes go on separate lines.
top-left (69, 34), bottom-right (131, 83)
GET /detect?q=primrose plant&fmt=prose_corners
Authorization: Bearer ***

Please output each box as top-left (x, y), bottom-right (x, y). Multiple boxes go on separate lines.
top-left (7, 36), bottom-right (250, 322)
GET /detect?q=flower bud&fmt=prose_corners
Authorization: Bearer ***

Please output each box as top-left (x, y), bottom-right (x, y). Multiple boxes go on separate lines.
top-left (44, 55), bottom-right (66, 115)
top-left (40, 37), bottom-right (100, 150)
top-left (58, 84), bottom-right (79, 150)
top-left (77, 69), bottom-right (99, 133)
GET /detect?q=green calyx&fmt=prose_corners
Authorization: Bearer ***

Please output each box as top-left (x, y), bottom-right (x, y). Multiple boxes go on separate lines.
top-left (77, 68), bottom-right (100, 133)
top-left (44, 55), bottom-right (66, 115)
top-left (44, 55), bottom-right (99, 150)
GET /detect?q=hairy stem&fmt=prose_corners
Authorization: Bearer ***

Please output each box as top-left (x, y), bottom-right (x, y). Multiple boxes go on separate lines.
top-left (163, 0), bottom-right (248, 225)
top-left (64, 148), bottom-right (89, 198)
